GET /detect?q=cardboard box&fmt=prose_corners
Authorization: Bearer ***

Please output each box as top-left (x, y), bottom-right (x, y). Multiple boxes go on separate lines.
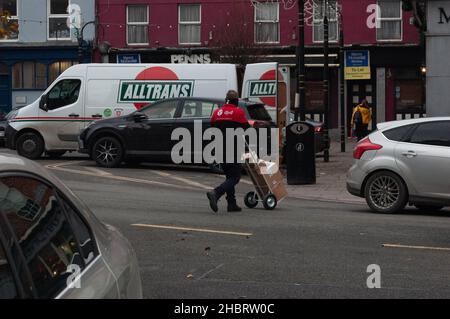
top-left (245, 160), bottom-right (287, 201)
top-left (264, 169), bottom-right (288, 201)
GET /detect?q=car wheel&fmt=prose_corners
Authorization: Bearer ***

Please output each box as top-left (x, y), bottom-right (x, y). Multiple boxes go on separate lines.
top-left (16, 132), bottom-right (44, 159)
top-left (92, 136), bottom-right (124, 168)
top-left (364, 171), bottom-right (408, 214)
top-left (414, 204), bottom-right (444, 212)
top-left (46, 150), bottom-right (66, 159)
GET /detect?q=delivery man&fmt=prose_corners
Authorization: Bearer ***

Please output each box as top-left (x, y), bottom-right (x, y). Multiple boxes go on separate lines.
top-left (351, 99), bottom-right (372, 141)
top-left (207, 90), bottom-right (250, 213)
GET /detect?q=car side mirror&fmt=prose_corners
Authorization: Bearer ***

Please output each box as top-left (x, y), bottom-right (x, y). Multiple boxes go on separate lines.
top-left (133, 112), bottom-right (147, 122)
top-left (39, 94), bottom-right (48, 111)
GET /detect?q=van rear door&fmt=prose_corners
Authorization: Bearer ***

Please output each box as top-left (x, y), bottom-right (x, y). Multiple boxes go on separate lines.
top-left (242, 62), bottom-right (278, 115)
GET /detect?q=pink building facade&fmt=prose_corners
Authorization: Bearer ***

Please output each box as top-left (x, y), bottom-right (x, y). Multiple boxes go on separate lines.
top-left (94, 0), bottom-right (424, 130)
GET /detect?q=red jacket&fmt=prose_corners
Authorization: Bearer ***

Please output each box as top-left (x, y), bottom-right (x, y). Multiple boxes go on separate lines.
top-left (211, 104), bottom-right (249, 129)
top-left (210, 104), bottom-right (250, 163)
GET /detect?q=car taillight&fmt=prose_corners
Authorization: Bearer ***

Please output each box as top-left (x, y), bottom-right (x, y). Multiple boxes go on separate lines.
top-left (314, 126), bottom-right (323, 133)
top-left (353, 137), bottom-right (382, 159)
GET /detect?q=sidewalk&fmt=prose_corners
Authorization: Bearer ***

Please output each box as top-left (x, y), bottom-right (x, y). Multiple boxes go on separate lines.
top-left (283, 138), bottom-right (365, 204)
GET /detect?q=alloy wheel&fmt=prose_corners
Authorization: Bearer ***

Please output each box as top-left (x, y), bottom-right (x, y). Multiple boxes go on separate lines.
top-left (368, 175), bottom-right (400, 210)
top-left (95, 140), bottom-right (119, 165)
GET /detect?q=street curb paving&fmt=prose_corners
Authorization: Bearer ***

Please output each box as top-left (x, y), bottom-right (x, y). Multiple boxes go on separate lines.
top-left (286, 194), bottom-right (366, 206)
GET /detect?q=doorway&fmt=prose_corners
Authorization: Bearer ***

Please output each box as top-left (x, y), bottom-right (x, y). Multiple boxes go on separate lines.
top-left (347, 80), bottom-right (376, 135)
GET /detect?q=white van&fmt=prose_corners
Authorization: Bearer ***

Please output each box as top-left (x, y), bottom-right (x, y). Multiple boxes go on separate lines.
top-left (6, 62), bottom-right (283, 159)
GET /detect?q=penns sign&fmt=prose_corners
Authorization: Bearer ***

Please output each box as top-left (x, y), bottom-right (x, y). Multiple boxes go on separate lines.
top-left (439, 7), bottom-right (450, 24)
top-left (427, 1), bottom-right (450, 34)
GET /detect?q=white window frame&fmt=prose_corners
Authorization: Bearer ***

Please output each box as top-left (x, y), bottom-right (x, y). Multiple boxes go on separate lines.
top-left (0, 0), bottom-right (19, 42)
top-left (47, 0), bottom-right (71, 40)
top-left (126, 5), bottom-right (149, 46)
top-left (376, 0), bottom-right (403, 42)
top-left (312, 0), bottom-right (339, 44)
top-left (254, 2), bottom-right (280, 44)
top-left (178, 4), bottom-right (202, 45)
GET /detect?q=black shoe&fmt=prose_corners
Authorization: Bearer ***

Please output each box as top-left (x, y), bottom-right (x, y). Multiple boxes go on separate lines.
top-left (227, 204), bottom-right (242, 212)
top-left (207, 191), bottom-right (218, 213)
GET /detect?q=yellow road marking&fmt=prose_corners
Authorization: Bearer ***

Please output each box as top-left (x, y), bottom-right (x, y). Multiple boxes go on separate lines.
top-left (382, 244), bottom-right (450, 252)
top-left (131, 223), bottom-right (253, 237)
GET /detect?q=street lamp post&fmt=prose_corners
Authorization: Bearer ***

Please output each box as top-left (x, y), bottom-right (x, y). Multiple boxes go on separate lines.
top-left (77, 21), bottom-right (96, 64)
top-left (323, 2), bottom-right (330, 163)
top-left (339, 7), bottom-right (346, 153)
top-left (296, 0), bottom-right (306, 122)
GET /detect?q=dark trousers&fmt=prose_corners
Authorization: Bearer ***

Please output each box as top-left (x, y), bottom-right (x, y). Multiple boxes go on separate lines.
top-left (355, 124), bottom-right (369, 141)
top-left (214, 163), bottom-right (242, 204)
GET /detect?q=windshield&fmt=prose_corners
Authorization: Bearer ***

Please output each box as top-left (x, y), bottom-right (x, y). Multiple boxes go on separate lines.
top-left (245, 104), bottom-right (273, 121)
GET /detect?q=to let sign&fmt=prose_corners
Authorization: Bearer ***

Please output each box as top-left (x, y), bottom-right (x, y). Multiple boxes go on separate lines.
top-left (344, 51), bottom-right (371, 80)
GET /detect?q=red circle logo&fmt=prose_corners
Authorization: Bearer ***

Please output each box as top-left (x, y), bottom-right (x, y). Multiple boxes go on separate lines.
top-left (259, 70), bottom-right (277, 107)
top-left (133, 67), bottom-right (179, 109)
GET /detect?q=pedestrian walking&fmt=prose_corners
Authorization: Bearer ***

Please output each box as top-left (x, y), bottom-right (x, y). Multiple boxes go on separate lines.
top-left (351, 99), bottom-right (372, 141)
top-left (207, 90), bottom-right (250, 213)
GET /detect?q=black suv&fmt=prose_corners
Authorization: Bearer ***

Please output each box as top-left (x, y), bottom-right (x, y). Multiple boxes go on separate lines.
top-left (79, 98), bottom-right (275, 168)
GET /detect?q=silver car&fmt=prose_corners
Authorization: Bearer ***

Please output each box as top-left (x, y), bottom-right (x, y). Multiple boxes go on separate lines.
top-left (0, 152), bottom-right (142, 298)
top-left (347, 117), bottom-right (450, 214)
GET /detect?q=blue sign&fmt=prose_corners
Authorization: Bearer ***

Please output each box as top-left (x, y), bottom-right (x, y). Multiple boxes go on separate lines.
top-left (117, 54), bottom-right (141, 64)
top-left (344, 51), bottom-right (371, 80)
top-left (345, 51), bottom-right (370, 67)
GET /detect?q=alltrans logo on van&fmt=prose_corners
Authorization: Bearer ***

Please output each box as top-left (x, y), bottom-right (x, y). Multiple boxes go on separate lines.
top-left (248, 80), bottom-right (277, 97)
top-left (117, 66), bottom-right (195, 109)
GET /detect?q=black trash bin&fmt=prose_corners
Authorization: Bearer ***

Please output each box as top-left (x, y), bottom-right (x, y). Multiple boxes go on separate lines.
top-left (286, 121), bottom-right (316, 185)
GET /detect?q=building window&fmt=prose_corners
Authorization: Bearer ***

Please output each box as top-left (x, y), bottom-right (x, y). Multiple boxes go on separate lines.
top-left (377, 0), bottom-right (402, 41)
top-left (49, 60), bottom-right (77, 84)
top-left (12, 62), bottom-right (47, 90)
top-left (254, 2), bottom-right (279, 44)
top-left (127, 5), bottom-right (149, 45)
top-left (0, 0), bottom-right (19, 41)
top-left (48, 0), bottom-right (70, 40)
top-left (313, 0), bottom-right (338, 43)
top-left (179, 4), bottom-right (201, 45)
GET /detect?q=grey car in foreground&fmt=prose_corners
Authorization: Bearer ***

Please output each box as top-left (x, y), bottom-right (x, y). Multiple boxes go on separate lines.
top-left (347, 117), bottom-right (450, 214)
top-left (0, 152), bottom-right (142, 298)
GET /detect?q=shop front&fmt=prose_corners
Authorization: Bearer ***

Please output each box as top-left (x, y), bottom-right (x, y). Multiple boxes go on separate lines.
top-left (0, 45), bottom-right (91, 112)
top-left (345, 45), bottom-right (424, 135)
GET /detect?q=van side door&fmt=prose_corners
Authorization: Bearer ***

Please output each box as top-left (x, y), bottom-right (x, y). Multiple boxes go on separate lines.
top-left (38, 78), bottom-right (84, 150)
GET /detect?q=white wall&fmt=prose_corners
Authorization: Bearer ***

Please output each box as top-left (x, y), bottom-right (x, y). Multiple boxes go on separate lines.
top-left (426, 1), bottom-right (450, 116)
